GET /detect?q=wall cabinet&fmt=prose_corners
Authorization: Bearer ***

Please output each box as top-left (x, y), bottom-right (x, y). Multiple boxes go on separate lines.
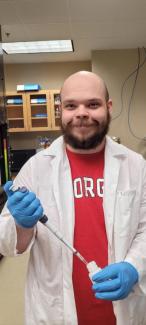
top-left (6, 92), bottom-right (27, 132)
top-left (50, 90), bottom-right (61, 130)
top-left (6, 90), bottom-right (61, 132)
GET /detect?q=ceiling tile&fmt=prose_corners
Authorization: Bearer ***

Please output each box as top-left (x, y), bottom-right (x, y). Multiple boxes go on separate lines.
top-left (14, 0), bottom-right (69, 24)
top-left (68, 0), bottom-right (146, 22)
top-left (70, 21), bottom-right (146, 39)
top-left (0, 1), bottom-right (21, 24)
top-left (2, 23), bottom-right (71, 42)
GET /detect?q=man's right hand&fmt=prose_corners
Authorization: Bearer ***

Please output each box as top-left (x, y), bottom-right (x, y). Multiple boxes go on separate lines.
top-left (3, 181), bottom-right (43, 229)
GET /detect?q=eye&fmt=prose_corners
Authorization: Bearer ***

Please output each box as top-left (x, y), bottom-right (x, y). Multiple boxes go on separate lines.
top-left (64, 103), bottom-right (76, 110)
top-left (88, 102), bottom-right (100, 109)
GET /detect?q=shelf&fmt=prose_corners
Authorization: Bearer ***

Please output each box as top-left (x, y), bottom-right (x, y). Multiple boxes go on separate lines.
top-left (30, 103), bottom-right (47, 106)
top-left (8, 128), bottom-right (26, 133)
top-left (8, 118), bottom-right (24, 120)
top-left (26, 127), bottom-right (50, 132)
top-left (31, 117), bottom-right (47, 120)
top-left (6, 104), bottom-right (23, 108)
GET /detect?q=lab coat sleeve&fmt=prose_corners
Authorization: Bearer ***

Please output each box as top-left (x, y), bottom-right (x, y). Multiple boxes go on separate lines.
top-left (0, 205), bottom-right (36, 256)
top-left (0, 157), bottom-right (37, 257)
top-left (125, 160), bottom-right (146, 295)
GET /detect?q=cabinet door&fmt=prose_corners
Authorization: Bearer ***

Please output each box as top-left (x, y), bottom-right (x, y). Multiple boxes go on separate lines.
top-left (26, 91), bottom-right (52, 131)
top-left (50, 90), bottom-right (61, 130)
top-left (6, 93), bottom-right (28, 132)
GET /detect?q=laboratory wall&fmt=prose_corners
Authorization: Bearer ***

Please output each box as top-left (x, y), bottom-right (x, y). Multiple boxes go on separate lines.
top-left (5, 51), bottom-right (146, 156)
top-left (4, 60), bottom-right (91, 90)
top-left (92, 49), bottom-right (146, 158)
top-left (4, 60), bottom-right (91, 150)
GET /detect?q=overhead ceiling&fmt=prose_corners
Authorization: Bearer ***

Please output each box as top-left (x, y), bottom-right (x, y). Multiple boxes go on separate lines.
top-left (1, 0), bottom-right (146, 64)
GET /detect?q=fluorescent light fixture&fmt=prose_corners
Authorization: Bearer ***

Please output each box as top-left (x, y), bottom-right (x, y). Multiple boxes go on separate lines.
top-left (2, 40), bottom-right (74, 54)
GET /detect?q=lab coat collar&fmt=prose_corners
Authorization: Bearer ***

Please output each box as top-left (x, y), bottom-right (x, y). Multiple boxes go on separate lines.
top-left (42, 135), bottom-right (127, 159)
top-left (42, 136), bottom-right (65, 157)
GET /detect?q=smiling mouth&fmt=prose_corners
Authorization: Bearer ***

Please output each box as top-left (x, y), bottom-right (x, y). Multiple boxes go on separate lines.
top-left (72, 123), bottom-right (97, 128)
top-left (74, 125), bottom-right (90, 128)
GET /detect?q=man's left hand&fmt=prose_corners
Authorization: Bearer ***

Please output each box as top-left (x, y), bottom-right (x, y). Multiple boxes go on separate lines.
top-left (92, 262), bottom-right (138, 301)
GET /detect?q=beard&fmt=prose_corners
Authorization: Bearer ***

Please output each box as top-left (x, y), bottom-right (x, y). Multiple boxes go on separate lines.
top-left (61, 110), bottom-right (111, 150)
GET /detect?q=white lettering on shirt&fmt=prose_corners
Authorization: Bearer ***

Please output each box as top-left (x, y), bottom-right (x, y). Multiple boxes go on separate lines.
top-left (97, 179), bottom-right (104, 197)
top-left (84, 177), bottom-right (94, 197)
top-left (73, 177), bottom-right (104, 198)
top-left (73, 178), bottom-right (83, 198)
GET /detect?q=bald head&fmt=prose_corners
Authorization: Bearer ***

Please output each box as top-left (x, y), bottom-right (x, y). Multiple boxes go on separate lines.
top-left (60, 71), bottom-right (109, 102)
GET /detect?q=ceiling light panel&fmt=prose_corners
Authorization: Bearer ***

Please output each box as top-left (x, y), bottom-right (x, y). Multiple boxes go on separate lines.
top-left (2, 40), bottom-right (73, 54)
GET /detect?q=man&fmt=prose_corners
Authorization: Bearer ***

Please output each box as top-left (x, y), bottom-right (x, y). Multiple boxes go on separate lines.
top-left (1, 71), bottom-right (146, 325)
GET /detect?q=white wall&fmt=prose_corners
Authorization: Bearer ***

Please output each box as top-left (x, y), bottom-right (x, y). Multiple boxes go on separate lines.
top-left (4, 61), bottom-right (91, 90)
top-left (92, 49), bottom-right (146, 158)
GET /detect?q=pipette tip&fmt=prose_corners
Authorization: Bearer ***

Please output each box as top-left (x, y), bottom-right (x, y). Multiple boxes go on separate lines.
top-left (75, 251), bottom-right (88, 265)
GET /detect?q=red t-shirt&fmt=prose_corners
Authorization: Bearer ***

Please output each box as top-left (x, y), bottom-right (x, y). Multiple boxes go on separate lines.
top-left (66, 147), bottom-right (116, 325)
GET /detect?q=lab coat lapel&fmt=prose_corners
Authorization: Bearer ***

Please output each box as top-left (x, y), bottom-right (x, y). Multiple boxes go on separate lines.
top-left (51, 153), bottom-right (75, 290)
top-left (49, 140), bottom-right (75, 279)
top-left (103, 137), bottom-right (125, 247)
top-left (44, 136), bottom-right (75, 245)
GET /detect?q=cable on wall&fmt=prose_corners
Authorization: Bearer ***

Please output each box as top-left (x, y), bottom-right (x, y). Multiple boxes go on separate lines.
top-left (127, 48), bottom-right (146, 140)
top-left (112, 47), bottom-right (146, 124)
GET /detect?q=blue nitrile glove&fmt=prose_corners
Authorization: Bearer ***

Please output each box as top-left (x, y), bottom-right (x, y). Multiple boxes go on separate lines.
top-left (92, 262), bottom-right (139, 301)
top-left (3, 180), bottom-right (15, 197)
top-left (3, 181), bottom-right (43, 228)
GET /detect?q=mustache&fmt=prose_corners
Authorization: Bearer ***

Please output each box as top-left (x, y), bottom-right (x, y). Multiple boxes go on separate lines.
top-left (68, 120), bottom-right (99, 127)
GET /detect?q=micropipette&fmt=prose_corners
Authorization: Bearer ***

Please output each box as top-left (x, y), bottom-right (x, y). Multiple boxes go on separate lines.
top-left (9, 184), bottom-right (88, 266)
top-left (40, 215), bottom-right (101, 276)
top-left (39, 215), bottom-right (88, 266)
top-left (9, 184), bottom-right (102, 272)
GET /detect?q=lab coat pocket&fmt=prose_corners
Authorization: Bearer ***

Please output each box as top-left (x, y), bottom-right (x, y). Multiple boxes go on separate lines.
top-left (114, 190), bottom-right (136, 236)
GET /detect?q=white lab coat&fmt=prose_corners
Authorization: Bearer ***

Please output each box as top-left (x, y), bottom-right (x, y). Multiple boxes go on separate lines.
top-left (0, 135), bottom-right (146, 325)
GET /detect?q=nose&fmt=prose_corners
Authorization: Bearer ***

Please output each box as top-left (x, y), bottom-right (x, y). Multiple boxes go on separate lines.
top-left (75, 104), bottom-right (89, 118)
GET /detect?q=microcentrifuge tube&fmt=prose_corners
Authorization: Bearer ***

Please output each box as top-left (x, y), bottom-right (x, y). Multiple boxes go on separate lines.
top-left (86, 261), bottom-right (101, 282)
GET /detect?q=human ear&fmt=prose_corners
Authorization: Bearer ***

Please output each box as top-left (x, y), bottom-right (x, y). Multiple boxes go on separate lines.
top-left (107, 99), bottom-right (112, 116)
